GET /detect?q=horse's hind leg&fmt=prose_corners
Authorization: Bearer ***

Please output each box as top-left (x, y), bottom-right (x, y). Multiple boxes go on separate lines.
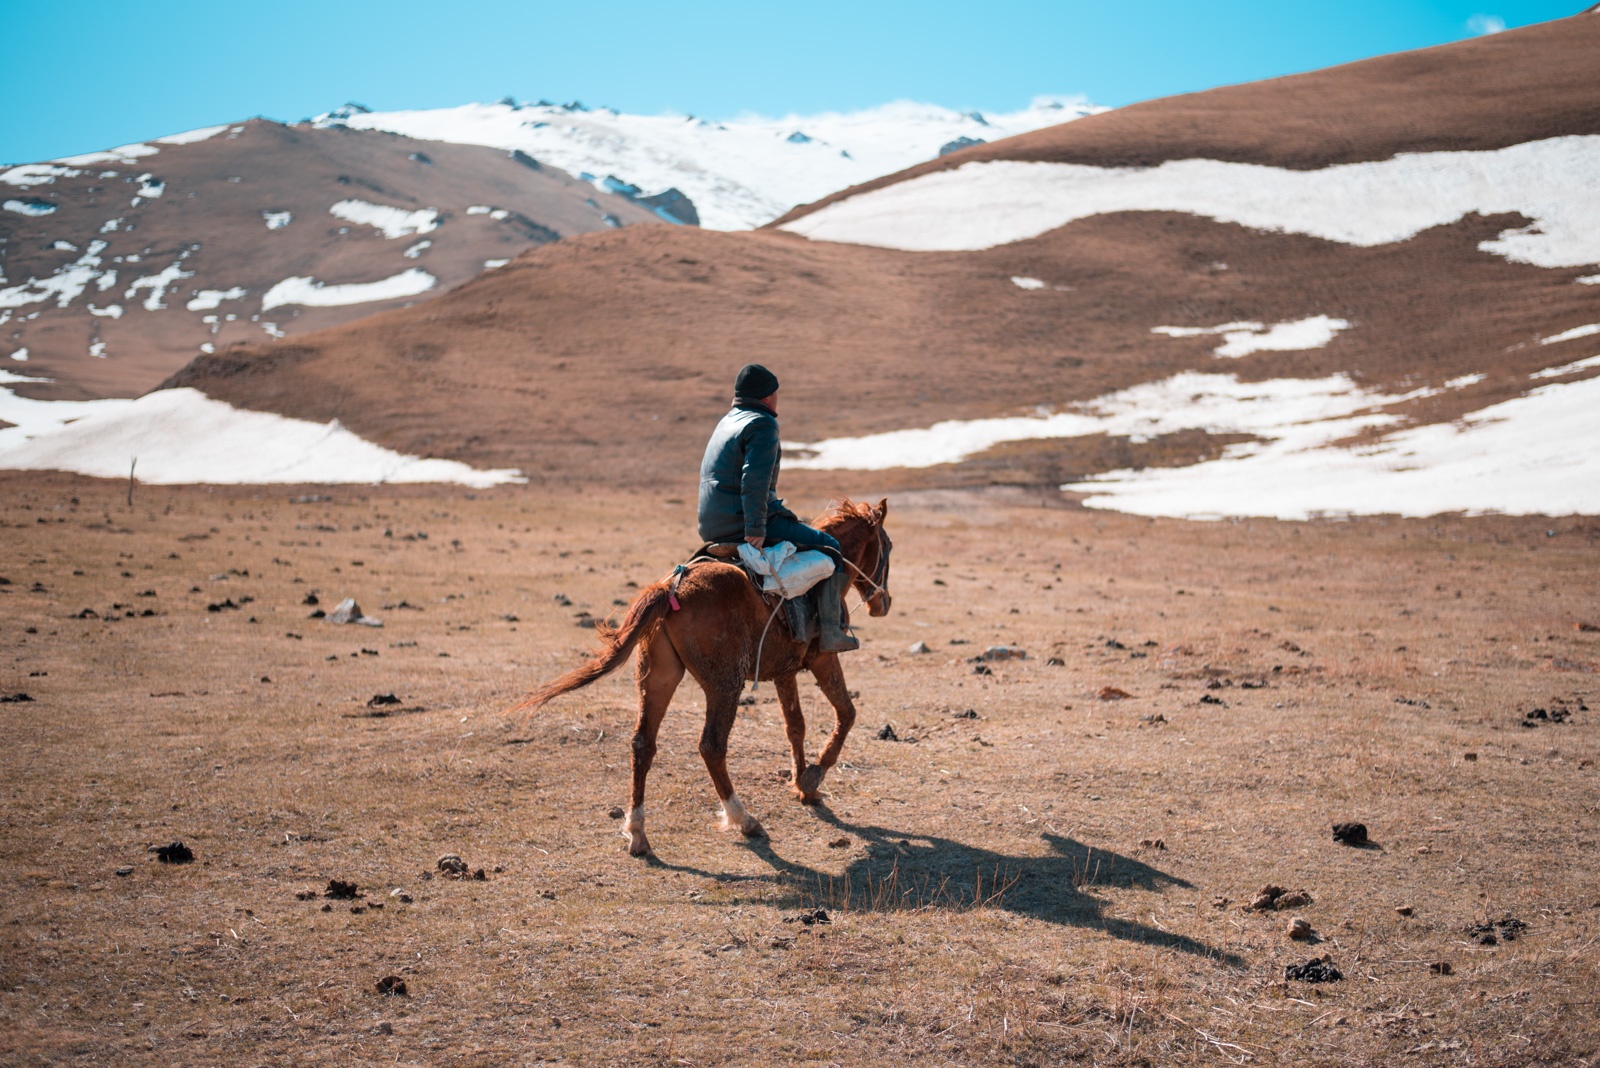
top-left (775, 674), bottom-right (822, 804)
top-left (804, 653), bottom-right (859, 795)
top-left (698, 683), bottom-right (765, 839)
top-left (624, 632), bottom-right (684, 856)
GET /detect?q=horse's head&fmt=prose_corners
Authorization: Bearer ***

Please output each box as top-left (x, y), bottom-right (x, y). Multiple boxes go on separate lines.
top-left (818, 497), bottom-right (893, 617)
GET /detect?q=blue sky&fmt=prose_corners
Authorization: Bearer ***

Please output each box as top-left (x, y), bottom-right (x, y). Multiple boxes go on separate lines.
top-left (2, 0), bottom-right (1582, 164)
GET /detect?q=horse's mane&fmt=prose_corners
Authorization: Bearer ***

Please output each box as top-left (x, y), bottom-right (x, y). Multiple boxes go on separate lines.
top-left (819, 498), bottom-right (877, 524)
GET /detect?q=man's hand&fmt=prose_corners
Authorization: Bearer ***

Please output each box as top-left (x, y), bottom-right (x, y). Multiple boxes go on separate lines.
top-left (745, 535), bottom-right (765, 549)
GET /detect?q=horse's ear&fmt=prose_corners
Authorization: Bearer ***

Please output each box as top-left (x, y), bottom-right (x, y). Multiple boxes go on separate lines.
top-left (876, 498), bottom-right (889, 521)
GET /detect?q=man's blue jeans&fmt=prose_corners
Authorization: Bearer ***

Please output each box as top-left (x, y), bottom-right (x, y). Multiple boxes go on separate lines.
top-left (763, 514), bottom-right (841, 555)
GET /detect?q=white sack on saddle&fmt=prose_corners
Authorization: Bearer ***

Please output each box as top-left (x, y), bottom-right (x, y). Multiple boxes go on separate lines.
top-left (737, 541), bottom-right (836, 599)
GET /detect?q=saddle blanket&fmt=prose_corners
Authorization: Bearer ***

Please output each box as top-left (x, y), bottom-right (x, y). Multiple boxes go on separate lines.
top-left (737, 541), bottom-right (836, 599)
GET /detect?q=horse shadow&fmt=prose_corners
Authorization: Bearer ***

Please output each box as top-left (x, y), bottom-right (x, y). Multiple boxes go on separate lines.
top-left (649, 803), bottom-right (1241, 965)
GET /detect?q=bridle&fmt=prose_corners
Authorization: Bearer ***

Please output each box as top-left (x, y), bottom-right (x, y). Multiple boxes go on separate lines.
top-left (842, 518), bottom-right (891, 604)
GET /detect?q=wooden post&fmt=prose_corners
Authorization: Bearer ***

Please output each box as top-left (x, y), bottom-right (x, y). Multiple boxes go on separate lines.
top-left (127, 457), bottom-right (137, 508)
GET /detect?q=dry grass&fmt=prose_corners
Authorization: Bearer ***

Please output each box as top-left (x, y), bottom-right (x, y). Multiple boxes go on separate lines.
top-left (1, 472), bottom-right (1597, 1066)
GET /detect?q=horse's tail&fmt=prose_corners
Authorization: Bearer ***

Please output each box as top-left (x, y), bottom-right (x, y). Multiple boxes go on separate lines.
top-left (504, 582), bottom-right (674, 718)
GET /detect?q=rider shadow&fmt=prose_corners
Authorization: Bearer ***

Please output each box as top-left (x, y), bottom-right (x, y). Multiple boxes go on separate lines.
top-left (654, 805), bottom-right (1241, 965)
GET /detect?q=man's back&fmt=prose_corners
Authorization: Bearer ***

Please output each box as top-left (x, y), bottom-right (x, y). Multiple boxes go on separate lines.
top-left (698, 401), bottom-right (785, 543)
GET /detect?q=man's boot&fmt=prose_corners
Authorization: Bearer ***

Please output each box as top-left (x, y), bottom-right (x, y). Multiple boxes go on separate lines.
top-left (816, 568), bottom-right (859, 653)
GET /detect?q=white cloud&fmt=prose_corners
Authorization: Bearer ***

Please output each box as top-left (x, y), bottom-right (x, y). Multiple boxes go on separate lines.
top-left (1466, 13), bottom-right (1506, 35)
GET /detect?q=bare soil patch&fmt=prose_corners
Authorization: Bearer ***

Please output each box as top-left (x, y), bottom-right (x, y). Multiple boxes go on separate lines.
top-left (1, 472), bottom-right (1597, 1065)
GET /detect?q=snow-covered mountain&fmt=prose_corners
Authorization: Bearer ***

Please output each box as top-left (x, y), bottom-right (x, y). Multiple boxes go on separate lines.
top-left (314, 97), bottom-right (1103, 231)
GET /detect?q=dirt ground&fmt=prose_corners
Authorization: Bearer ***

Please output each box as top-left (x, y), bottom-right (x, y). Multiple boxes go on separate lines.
top-left (1, 472), bottom-right (1596, 1067)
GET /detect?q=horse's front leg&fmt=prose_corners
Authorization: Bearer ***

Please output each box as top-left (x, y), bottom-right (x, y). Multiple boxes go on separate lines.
top-left (804, 653), bottom-right (858, 796)
top-left (773, 674), bottom-right (820, 803)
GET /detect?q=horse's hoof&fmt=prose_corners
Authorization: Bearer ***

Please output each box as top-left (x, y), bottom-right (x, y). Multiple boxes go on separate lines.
top-left (797, 765), bottom-right (826, 795)
top-left (740, 818), bottom-right (766, 839)
top-left (626, 832), bottom-right (652, 857)
top-left (795, 790), bottom-right (823, 805)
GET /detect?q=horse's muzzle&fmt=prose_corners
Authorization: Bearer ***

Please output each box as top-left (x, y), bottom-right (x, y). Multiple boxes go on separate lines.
top-left (867, 590), bottom-right (892, 617)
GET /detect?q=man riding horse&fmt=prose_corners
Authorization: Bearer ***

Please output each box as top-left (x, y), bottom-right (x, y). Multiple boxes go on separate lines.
top-left (509, 364), bottom-right (892, 854)
top-left (698, 363), bottom-right (858, 653)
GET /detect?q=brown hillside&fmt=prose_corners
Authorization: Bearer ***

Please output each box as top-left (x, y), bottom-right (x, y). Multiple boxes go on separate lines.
top-left (163, 208), bottom-right (1596, 490)
top-left (770, 12), bottom-right (1600, 228)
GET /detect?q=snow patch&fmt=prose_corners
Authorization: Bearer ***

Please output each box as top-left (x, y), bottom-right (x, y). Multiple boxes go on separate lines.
top-left (154, 124), bottom-right (229, 146)
top-left (135, 173), bottom-right (164, 198)
top-left (483, 259), bottom-right (510, 270)
top-left (1578, 275), bottom-right (1600, 285)
top-left (0, 240), bottom-right (109, 309)
top-left (262, 210), bottom-right (292, 230)
top-left (9, 348), bottom-right (28, 362)
top-left (89, 341), bottom-right (107, 358)
top-left (1530, 354), bottom-right (1600, 379)
top-left (3, 198), bottom-right (57, 217)
top-left (787, 371), bottom-right (1427, 472)
top-left (781, 136), bottom-right (1600, 270)
top-left (1064, 375), bottom-right (1600, 519)
top-left (55, 143), bottom-right (158, 166)
top-left (261, 268), bottom-right (435, 311)
top-left (328, 199), bottom-right (438, 238)
top-left (403, 239), bottom-right (431, 258)
top-left (99, 218), bottom-right (122, 233)
top-left (186, 287), bottom-right (247, 311)
top-left (87, 304), bottom-right (123, 318)
top-left (2, 164), bottom-right (82, 187)
top-left (125, 261), bottom-right (194, 311)
top-left (1153, 315), bottom-right (1351, 358)
top-left (1010, 276), bottom-right (1046, 290)
top-left (0, 386), bottom-right (524, 487)
top-left (1539, 323), bottom-right (1600, 345)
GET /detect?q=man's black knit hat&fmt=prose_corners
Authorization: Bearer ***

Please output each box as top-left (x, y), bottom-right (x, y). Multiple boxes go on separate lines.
top-left (734, 363), bottom-right (780, 400)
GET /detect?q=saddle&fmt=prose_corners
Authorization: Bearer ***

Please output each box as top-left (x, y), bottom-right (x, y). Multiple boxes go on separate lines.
top-left (678, 541), bottom-right (831, 647)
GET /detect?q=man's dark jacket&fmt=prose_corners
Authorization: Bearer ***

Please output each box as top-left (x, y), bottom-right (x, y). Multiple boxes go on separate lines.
top-left (698, 401), bottom-right (797, 542)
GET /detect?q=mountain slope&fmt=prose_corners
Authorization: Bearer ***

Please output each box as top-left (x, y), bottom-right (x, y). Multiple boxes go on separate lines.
top-left (770, 12), bottom-right (1600, 228)
top-left (11, 14), bottom-right (1600, 517)
top-left (1, 120), bottom-right (658, 400)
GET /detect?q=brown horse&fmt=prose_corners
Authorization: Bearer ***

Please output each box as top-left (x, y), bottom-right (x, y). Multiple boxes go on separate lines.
top-left (509, 498), bottom-right (893, 856)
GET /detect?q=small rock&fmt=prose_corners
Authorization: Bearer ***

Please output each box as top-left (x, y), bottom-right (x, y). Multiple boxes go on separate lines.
top-left (971, 664), bottom-right (993, 676)
top-left (375, 975), bottom-right (408, 997)
top-left (1395, 905), bottom-right (1415, 917)
top-left (1429, 961), bottom-right (1453, 975)
top-left (981, 645), bottom-right (1026, 661)
top-left (1332, 822), bottom-right (1369, 846)
top-left (114, 866), bottom-right (134, 877)
top-left (907, 641), bottom-right (931, 654)
top-left (325, 879), bottom-right (360, 900)
top-left (1045, 657), bottom-right (1065, 666)
top-left (827, 836), bottom-right (851, 849)
top-left (0, 693), bottom-right (34, 704)
top-left (1139, 837), bottom-right (1166, 850)
top-left (437, 854), bottom-right (469, 875)
top-left (1464, 752), bottom-right (1478, 761)
top-left (608, 806), bottom-right (625, 819)
top-left (953, 708), bottom-right (978, 719)
top-left (875, 723), bottom-right (899, 742)
top-left (1277, 890), bottom-right (1312, 909)
top-left (1097, 686), bottom-right (1132, 701)
top-left (325, 598), bottom-right (382, 627)
top-left (1287, 917), bottom-right (1314, 940)
top-left (152, 841), bottom-right (193, 864)
top-left (367, 693), bottom-right (402, 708)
